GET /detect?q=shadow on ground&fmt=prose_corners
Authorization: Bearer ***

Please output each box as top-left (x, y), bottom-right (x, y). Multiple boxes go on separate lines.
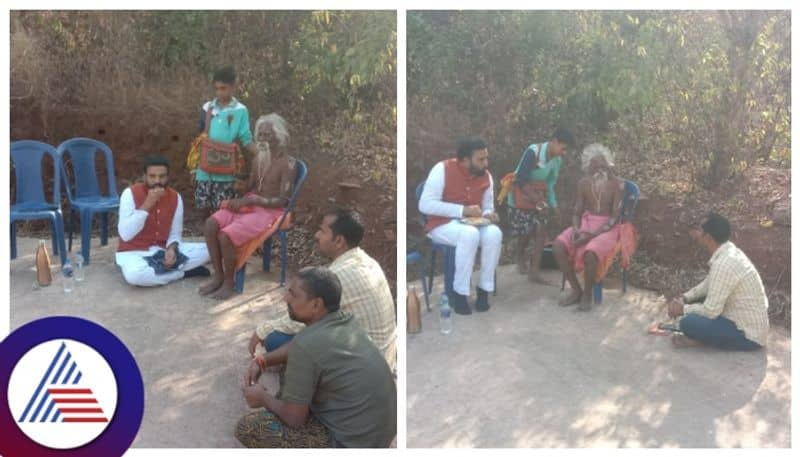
top-left (10, 237), bottom-right (289, 447)
top-left (407, 265), bottom-right (790, 448)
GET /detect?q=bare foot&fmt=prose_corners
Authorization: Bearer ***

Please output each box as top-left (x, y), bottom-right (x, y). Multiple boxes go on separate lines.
top-left (558, 289), bottom-right (582, 306)
top-left (211, 284), bottom-right (236, 300)
top-left (647, 322), bottom-right (670, 336)
top-left (671, 334), bottom-right (703, 348)
top-left (199, 276), bottom-right (224, 296)
top-left (516, 260), bottom-right (529, 274)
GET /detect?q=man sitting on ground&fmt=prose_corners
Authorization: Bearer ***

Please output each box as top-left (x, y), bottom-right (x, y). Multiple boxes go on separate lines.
top-left (418, 137), bottom-right (502, 314)
top-left (200, 113), bottom-right (297, 299)
top-left (664, 212), bottom-right (769, 350)
top-left (116, 156), bottom-right (210, 286)
top-left (553, 143), bottom-right (624, 311)
top-left (237, 266), bottom-right (397, 448)
top-left (247, 207), bottom-right (397, 372)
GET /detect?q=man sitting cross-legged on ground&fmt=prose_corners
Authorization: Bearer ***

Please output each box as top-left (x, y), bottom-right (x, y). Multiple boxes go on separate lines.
top-left (553, 143), bottom-right (624, 311)
top-left (200, 113), bottom-right (297, 300)
top-left (116, 156), bottom-right (210, 286)
top-left (246, 207), bottom-right (397, 372)
top-left (664, 212), bottom-right (769, 350)
top-left (418, 137), bottom-right (502, 314)
top-left (237, 266), bottom-right (397, 448)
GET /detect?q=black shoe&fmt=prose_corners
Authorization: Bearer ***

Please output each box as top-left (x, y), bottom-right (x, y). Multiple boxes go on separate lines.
top-left (449, 292), bottom-right (472, 315)
top-left (474, 287), bottom-right (490, 312)
top-left (184, 266), bottom-right (211, 278)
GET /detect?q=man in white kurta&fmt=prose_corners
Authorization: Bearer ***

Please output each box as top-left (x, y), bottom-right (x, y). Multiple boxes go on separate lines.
top-left (116, 156), bottom-right (210, 287)
top-left (418, 137), bottom-right (502, 314)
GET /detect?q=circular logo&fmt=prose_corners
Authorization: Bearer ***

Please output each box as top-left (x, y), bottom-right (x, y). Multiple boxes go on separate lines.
top-left (8, 340), bottom-right (119, 449)
top-left (0, 317), bottom-right (144, 457)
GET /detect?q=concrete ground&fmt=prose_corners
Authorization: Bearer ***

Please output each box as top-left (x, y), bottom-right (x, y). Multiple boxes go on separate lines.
top-left (10, 237), bottom-right (288, 447)
top-left (407, 265), bottom-right (791, 448)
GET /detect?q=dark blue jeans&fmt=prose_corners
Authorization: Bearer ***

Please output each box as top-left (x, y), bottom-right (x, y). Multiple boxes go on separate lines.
top-left (263, 331), bottom-right (294, 352)
top-left (679, 314), bottom-right (762, 351)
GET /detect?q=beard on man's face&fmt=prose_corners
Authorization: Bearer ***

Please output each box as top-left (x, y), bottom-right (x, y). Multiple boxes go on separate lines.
top-left (469, 163), bottom-right (485, 176)
top-left (591, 168), bottom-right (608, 180)
top-left (287, 303), bottom-right (299, 322)
top-left (256, 141), bottom-right (272, 163)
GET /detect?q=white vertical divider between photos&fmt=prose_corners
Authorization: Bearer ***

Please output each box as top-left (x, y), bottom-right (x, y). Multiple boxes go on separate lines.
top-left (1, 7), bottom-right (10, 338)
top-left (396, 7), bottom-right (408, 451)
top-left (791, 4), bottom-right (800, 453)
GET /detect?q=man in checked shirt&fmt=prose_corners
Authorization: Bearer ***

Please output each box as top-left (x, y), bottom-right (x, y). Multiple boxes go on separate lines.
top-left (665, 212), bottom-right (769, 350)
top-left (247, 207), bottom-right (397, 371)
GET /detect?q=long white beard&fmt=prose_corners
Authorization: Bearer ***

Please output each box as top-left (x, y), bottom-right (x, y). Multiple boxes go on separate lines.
top-left (591, 169), bottom-right (608, 185)
top-left (256, 141), bottom-right (271, 166)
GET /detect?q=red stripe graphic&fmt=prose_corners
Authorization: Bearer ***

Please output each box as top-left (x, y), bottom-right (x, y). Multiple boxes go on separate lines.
top-left (49, 383), bottom-right (109, 422)
top-left (48, 388), bottom-right (92, 395)
top-left (52, 398), bottom-right (98, 403)
top-left (58, 408), bottom-right (104, 413)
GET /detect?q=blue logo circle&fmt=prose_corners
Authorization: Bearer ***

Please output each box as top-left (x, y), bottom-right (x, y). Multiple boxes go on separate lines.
top-left (0, 317), bottom-right (144, 457)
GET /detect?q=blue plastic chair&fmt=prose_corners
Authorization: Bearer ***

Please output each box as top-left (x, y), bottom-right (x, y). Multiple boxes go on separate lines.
top-left (416, 182), bottom-right (456, 297)
top-left (10, 141), bottom-right (68, 265)
top-left (234, 159), bottom-right (308, 293)
top-left (561, 179), bottom-right (640, 303)
top-left (406, 250), bottom-right (431, 311)
top-left (56, 138), bottom-right (121, 265)
top-left (415, 181), bottom-right (496, 300)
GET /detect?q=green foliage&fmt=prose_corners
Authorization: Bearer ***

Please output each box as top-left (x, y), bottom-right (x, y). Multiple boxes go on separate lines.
top-left (11, 10), bottom-right (396, 138)
top-left (292, 11), bottom-right (396, 131)
top-left (408, 11), bottom-right (790, 189)
top-left (137, 11), bottom-right (211, 71)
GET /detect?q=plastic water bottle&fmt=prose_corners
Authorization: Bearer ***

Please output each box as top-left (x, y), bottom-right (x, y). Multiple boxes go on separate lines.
top-left (62, 261), bottom-right (74, 293)
top-left (439, 294), bottom-right (452, 335)
top-left (73, 254), bottom-right (85, 282)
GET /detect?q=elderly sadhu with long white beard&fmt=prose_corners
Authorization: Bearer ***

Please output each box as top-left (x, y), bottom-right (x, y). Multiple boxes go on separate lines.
top-left (553, 143), bottom-right (625, 311)
top-left (200, 113), bottom-right (298, 299)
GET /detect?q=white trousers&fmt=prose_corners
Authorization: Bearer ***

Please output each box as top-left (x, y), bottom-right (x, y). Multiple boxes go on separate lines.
top-left (429, 220), bottom-right (503, 295)
top-left (115, 243), bottom-right (210, 287)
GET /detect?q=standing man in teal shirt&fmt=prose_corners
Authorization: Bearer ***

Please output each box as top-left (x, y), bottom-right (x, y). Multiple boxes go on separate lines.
top-left (194, 66), bottom-right (257, 218)
top-left (507, 126), bottom-right (575, 283)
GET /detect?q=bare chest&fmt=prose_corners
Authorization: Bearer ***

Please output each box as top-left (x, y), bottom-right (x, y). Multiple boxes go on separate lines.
top-left (581, 179), bottom-right (619, 215)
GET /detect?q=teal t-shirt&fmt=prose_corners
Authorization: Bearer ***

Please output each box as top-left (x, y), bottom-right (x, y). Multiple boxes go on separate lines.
top-left (195, 97), bottom-right (253, 182)
top-left (507, 141), bottom-right (562, 209)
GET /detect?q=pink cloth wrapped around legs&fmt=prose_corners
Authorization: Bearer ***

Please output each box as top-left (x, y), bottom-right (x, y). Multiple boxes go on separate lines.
top-left (555, 212), bottom-right (620, 274)
top-left (212, 206), bottom-right (283, 248)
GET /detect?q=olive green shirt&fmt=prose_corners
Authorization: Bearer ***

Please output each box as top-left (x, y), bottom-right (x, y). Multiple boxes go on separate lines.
top-left (281, 310), bottom-right (397, 448)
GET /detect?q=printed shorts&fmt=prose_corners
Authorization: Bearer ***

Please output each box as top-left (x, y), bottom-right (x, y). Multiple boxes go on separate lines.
top-left (508, 207), bottom-right (545, 237)
top-left (194, 180), bottom-right (237, 209)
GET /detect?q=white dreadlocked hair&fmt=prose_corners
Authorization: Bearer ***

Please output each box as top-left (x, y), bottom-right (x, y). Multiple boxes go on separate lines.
top-left (254, 113), bottom-right (290, 148)
top-left (581, 143), bottom-right (615, 172)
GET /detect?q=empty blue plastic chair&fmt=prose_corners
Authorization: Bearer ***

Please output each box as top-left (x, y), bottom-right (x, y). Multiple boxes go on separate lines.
top-left (234, 159), bottom-right (308, 293)
top-left (56, 138), bottom-right (121, 265)
top-left (10, 140), bottom-right (68, 265)
top-left (561, 179), bottom-right (640, 303)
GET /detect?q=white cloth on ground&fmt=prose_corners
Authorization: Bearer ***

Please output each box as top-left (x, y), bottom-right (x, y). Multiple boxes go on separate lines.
top-left (116, 243), bottom-right (210, 287)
